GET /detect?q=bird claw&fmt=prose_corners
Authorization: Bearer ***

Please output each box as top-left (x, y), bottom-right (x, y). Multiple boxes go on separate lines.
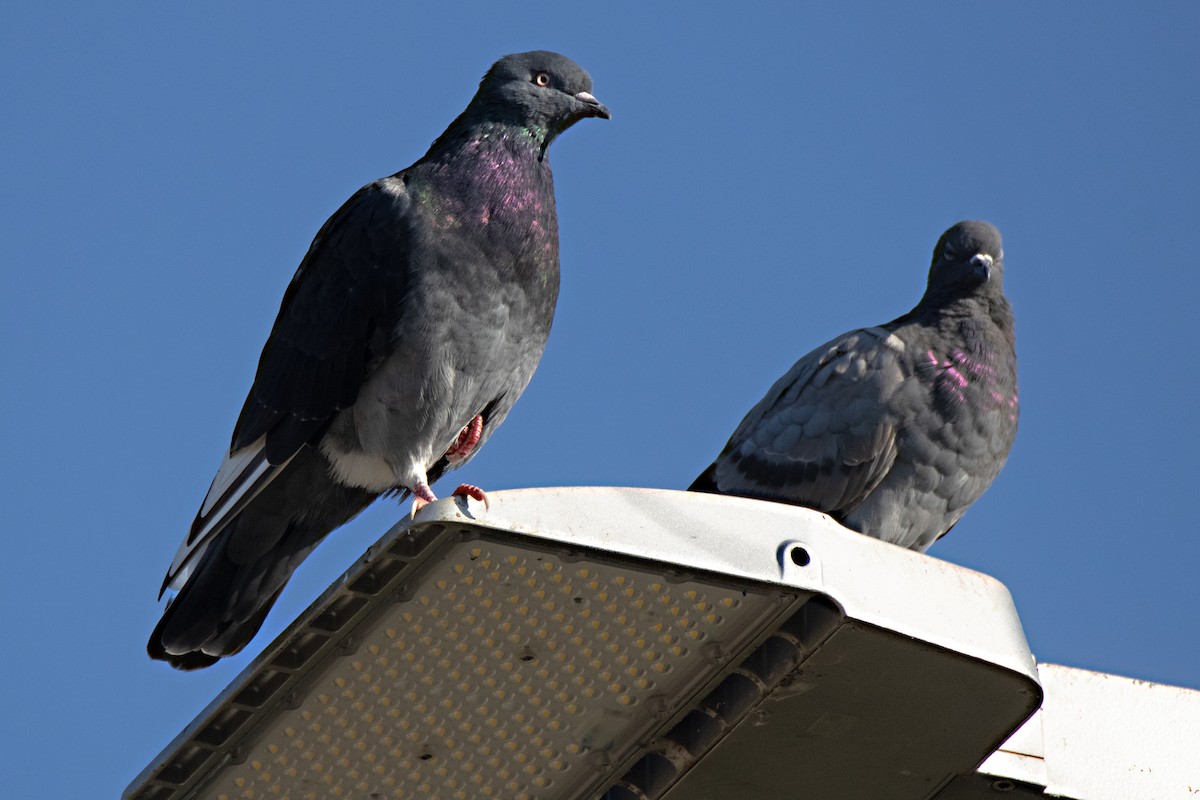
top-left (409, 482), bottom-right (439, 517)
top-left (446, 415), bottom-right (484, 465)
top-left (407, 481), bottom-right (487, 517)
top-left (451, 483), bottom-right (489, 510)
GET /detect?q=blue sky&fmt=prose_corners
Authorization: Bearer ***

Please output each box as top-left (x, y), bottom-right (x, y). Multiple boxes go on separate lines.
top-left (4, 3), bottom-right (1198, 795)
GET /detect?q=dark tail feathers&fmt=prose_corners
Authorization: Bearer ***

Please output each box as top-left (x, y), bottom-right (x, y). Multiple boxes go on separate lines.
top-left (148, 579), bottom-right (286, 670)
top-left (148, 446), bottom-right (376, 669)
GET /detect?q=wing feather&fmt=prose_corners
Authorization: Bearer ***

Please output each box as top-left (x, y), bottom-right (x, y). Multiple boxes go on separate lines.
top-left (232, 177), bottom-right (414, 456)
top-left (710, 327), bottom-right (909, 517)
top-left (161, 177), bottom-right (414, 596)
top-left (160, 438), bottom-right (296, 597)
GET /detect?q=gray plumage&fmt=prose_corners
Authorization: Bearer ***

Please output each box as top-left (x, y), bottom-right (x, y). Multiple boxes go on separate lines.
top-left (691, 221), bottom-right (1018, 551)
top-left (150, 51), bottom-right (609, 669)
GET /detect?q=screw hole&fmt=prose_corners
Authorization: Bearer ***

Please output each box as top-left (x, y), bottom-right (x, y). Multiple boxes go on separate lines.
top-left (790, 547), bottom-right (811, 567)
top-left (991, 779), bottom-right (1015, 793)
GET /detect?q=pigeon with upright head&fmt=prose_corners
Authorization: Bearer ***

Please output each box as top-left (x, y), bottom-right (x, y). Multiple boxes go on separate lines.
top-left (150, 51), bottom-right (609, 669)
top-left (690, 221), bottom-right (1018, 551)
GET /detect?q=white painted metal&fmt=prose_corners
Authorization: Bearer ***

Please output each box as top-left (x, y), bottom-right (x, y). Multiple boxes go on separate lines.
top-left (437, 487), bottom-right (1039, 683)
top-left (126, 487), bottom-right (1045, 800)
top-left (976, 664), bottom-right (1200, 800)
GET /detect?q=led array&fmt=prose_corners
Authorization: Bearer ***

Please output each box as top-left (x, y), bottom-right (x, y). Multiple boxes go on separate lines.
top-left (200, 537), bottom-right (784, 800)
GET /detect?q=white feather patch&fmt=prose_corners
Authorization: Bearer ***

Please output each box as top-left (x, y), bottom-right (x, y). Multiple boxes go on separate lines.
top-left (161, 438), bottom-right (291, 596)
top-left (201, 439), bottom-right (266, 516)
top-left (859, 326), bottom-right (906, 353)
top-left (319, 438), bottom-right (407, 492)
top-left (163, 539), bottom-right (211, 596)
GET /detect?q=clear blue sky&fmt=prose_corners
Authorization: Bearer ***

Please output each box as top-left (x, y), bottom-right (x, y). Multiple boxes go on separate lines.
top-left (3, 3), bottom-right (1198, 795)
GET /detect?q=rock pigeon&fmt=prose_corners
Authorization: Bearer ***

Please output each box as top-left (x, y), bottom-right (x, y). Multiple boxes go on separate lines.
top-left (690, 221), bottom-right (1018, 552)
top-left (149, 51), bottom-right (609, 669)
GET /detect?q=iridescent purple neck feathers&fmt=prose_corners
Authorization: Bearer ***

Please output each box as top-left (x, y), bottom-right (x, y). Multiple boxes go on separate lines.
top-left (412, 129), bottom-right (560, 265)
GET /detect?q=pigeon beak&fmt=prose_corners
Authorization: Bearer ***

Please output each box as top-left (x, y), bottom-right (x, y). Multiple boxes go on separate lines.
top-left (969, 253), bottom-right (994, 282)
top-left (574, 91), bottom-right (611, 120)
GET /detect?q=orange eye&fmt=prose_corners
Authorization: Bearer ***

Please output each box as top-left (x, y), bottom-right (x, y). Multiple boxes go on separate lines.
top-left (533, 72), bottom-right (551, 87)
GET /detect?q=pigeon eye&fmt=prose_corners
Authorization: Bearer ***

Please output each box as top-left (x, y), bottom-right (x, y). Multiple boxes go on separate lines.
top-left (533, 72), bottom-right (551, 87)
top-left (942, 244), bottom-right (957, 259)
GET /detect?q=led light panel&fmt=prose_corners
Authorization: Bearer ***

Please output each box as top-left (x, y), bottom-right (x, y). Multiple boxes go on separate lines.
top-left (204, 534), bottom-right (801, 800)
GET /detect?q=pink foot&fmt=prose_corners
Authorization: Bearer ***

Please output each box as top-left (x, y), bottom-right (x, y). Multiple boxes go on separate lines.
top-left (410, 481), bottom-right (438, 514)
top-left (451, 483), bottom-right (489, 510)
top-left (446, 415), bottom-right (484, 465)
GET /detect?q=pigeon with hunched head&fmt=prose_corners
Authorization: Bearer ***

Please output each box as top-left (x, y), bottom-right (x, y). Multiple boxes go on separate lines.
top-left (149, 51), bottom-right (609, 669)
top-left (690, 221), bottom-right (1018, 552)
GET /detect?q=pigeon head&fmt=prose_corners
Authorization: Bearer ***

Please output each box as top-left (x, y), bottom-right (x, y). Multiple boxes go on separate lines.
top-left (925, 220), bottom-right (1005, 300)
top-left (467, 51), bottom-right (609, 147)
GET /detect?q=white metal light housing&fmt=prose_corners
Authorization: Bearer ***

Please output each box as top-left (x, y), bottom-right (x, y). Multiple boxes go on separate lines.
top-left (126, 488), bottom-right (1042, 800)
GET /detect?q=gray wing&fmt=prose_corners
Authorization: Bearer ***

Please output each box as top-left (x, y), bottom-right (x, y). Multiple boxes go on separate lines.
top-left (232, 178), bottom-right (415, 460)
top-left (701, 327), bottom-right (912, 516)
top-left (165, 177), bottom-right (415, 595)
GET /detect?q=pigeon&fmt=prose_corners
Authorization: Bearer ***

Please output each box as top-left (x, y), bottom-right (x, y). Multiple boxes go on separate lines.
top-left (690, 221), bottom-right (1018, 552)
top-left (149, 51), bottom-right (609, 669)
